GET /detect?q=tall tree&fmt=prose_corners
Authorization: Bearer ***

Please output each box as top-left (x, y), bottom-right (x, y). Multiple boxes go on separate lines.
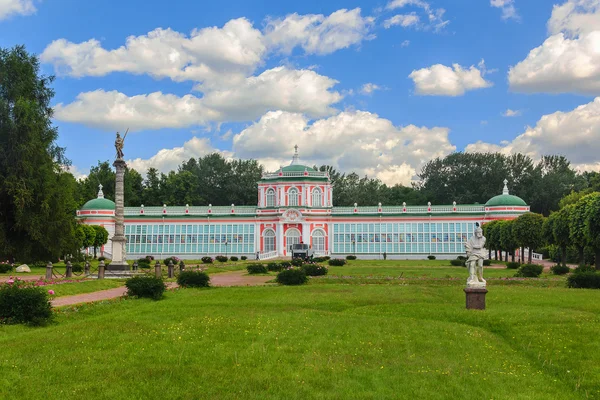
top-left (91, 225), bottom-right (109, 259)
top-left (513, 213), bottom-right (545, 264)
top-left (0, 46), bottom-right (78, 262)
top-left (499, 220), bottom-right (518, 262)
top-left (583, 192), bottom-right (600, 270)
top-left (569, 195), bottom-right (590, 266)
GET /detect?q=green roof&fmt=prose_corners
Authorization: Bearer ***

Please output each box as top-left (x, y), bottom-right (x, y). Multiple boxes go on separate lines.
top-left (281, 164), bottom-right (315, 172)
top-left (485, 194), bottom-right (527, 207)
top-left (81, 198), bottom-right (116, 210)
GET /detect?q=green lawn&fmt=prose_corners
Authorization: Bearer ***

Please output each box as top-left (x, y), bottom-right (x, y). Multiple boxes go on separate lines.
top-left (44, 279), bottom-right (125, 297)
top-left (1, 279), bottom-right (598, 399)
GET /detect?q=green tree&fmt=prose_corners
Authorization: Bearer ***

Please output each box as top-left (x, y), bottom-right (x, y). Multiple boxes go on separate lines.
top-left (513, 213), bottom-right (545, 264)
top-left (124, 167), bottom-right (144, 206)
top-left (552, 206), bottom-right (572, 267)
top-left (582, 192), bottom-right (600, 270)
top-left (499, 220), bottom-right (518, 262)
top-left (483, 220), bottom-right (501, 260)
top-left (0, 46), bottom-right (79, 263)
top-left (91, 225), bottom-right (109, 259)
top-left (569, 195), bottom-right (590, 266)
top-left (528, 155), bottom-right (579, 216)
top-left (142, 167), bottom-right (163, 206)
top-left (78, 161), bottom-right (116, 204)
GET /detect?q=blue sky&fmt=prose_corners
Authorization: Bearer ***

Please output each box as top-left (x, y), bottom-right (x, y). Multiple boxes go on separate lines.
top-left (1, 0), bottom-right (599, 184)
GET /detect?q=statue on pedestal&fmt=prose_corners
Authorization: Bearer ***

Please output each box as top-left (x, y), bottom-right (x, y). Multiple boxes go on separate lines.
top-left (115, 129), bottom-right (128, 159)
top-left (465, 223), bottom-right (487, 288)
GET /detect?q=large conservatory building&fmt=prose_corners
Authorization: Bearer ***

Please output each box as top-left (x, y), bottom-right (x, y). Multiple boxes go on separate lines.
top-left (77, 149), bottom-right (530, 260)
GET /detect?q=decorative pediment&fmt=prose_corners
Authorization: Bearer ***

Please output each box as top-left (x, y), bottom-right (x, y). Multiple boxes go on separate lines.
top-left (281, 209), bottom-right (303, 222)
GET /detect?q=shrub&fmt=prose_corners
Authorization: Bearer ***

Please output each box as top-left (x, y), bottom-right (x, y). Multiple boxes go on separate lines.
top-left (125, 276), bottom-right (166, 300)
top-left (450, 259), bottom-right (465, 267)
top-left (515, 264), bottom-right (544, 278)
top-left (574, 265), bottom-right (596, 274)
top-left (276, 268), bottom-right (308, 285)
top-left (163, 256), bottom-right (180, 266)
top-left (0, 263), bottom-right (13, 273)
top-left (328, 258), bottom-right (347, 266)
top-left (550, 264), bottom-right (571, 275)
top-left (456, 255), bottom-right (467, 261)
top-left (0, 280), bottom-right (53, 326)
top-left (97, 256), bottom-right (106, 261)
top-left (215, 255), bottom-right (228, 263)
top-left (324, 256), bottom-right (331, 260)
top-left (240, 256), bottom-right (247, 261)
top-left (267, 262), bottom-right (282, 272)
top-left (567, 272), bottom-right (600, 289)
top-left (71, 264), bottom-right (83, 273)
top-left (346, 255), bottom-right (357, 260)
top-left (280, 261), bottom-right (291, 268)
top-left (247, 264), bottom-right (268, 274)
top-left (427, 255), bottom-right (436, 260)
top-left (313, 257), bottom-right (327, 263)
top-left (291, 258), bottom-right (304, 267)
top-left (302, 264), bottom-right (328, 276)
top-left (230, 256), bottom-right (239, 262)
top-left (177, 271), bottom-right (210, 288)
top-left (201, 256), bottom-right (214, 264)
top-left (506, 262), bottom-right (521, 269)
top-left (483, 259), bottom-right (492, 266)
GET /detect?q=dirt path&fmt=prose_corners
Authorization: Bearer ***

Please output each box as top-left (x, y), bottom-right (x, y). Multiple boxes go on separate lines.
top-left (50, 270), bottom-right (273, 307)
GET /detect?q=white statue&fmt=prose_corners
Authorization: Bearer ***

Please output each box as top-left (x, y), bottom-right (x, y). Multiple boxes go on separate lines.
top-left (465, 224), bottom-right (487, 288)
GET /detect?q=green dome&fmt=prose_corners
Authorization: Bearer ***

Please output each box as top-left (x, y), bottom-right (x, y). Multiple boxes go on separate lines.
top-left (485, 194), bottom-right (527, 207)
top-left (81, 197), bottom-right (116, 211)
top-left (281, 164), bottom-right (316, 172)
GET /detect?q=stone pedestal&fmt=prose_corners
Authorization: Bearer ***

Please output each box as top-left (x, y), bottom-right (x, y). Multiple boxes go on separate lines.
top-left (108, 158), bottom-right (130, 271)
top-left (464, 287), bottom-right (488, 310)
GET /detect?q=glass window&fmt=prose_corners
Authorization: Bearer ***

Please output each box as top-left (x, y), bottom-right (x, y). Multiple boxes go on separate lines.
top-left (288, 188), bottom-right (298, 206)
top-left (312, 188), bottom-right (322, 207)
top-left (266, 189), bottom-right (275, 207)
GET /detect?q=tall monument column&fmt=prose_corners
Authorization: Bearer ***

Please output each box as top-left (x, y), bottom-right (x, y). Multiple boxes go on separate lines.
top-left (108, 132), bottom-right (130, 271)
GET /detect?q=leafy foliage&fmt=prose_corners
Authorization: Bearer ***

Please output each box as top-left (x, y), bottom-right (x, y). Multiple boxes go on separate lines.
top-left (301, 264), bottom-right (328, 276)
top-left (513, 213), bottom-right (545, 263)
top-left (276, 268), bottom-right (308, 285)
top-left (201, 256), bottom-right (213, 264)
top-left (506, 262), bottom-right (521, 269)
top-left (567, 272), bottom-right (600, 289)
top-left (0, 280), bottom-right (53, 325)
top-left (328, 259), bottom-right (347, 266)
top-left (125, 276), bottom-right (166, 300)
top-left (229, 256), bottom-right (238, 262)
top-left (515, 264), bottom-right (544, 278)
top-left (450, 259), bottom-right (465, 267)
top-left (0, 263), bottom-right (13, 273)
top-left (291, 258), bottom-right (304, 267)
top-left (91, 225), bottom-right (109, 259)
top-left (427, 255), bottom-right (436, 260)
top-left (215, 255), bottom-right (228, 263)
top-left (267, 262), bottom-right (282, 272)
top-left (550, 264), bottom-right (571, 275)
top-left (240, 256), bottom-right (247, 260)
top-left (246, 264), bottom-right (267, 274)
top-left (177, 271), bottom-right (210, 288)
top-left (483, 259), bottom-right (491, 266)
top-left (163, 256), bottom-right (180, 266)
top-left (346, 255), bottom-right (357, 260)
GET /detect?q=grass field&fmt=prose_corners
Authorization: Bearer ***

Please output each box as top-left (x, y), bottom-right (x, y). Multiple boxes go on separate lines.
top-left (1, 264), bottom-right (598, 399)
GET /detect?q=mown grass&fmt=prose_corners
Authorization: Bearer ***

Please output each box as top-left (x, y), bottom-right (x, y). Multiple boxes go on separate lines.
top-left (0, 282), bottom-right (598, 399)
top-left (44, 279), bottom-right (126, 297)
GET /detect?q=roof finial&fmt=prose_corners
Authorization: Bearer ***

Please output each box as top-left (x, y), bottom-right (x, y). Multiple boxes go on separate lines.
top-left (97, 183), bottom-right (104, 199)
top-left (291, 144), bottom-right (300, 165)
top-left (502, 179), bottom-right (509, 195)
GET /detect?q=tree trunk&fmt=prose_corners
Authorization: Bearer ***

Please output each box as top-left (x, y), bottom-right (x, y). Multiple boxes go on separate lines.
top-left (511, 251), bottom-right (515, 262)
top-left (528, 248), bottom-right (532, 264)
top-left (596, 249), bottom-right (600, 271)
top-left (561, 246), bottom-right (567, 267)
top-left (495, 250), bottom-right (498, 260)
top-left (93, 246), bottom-right (97, 259)
top-left (488, 249), bottom-right (492, 260)
top-left (578, 246), bottom-right (584, 266)
top-left (505, 251), bottom-right (509, 262)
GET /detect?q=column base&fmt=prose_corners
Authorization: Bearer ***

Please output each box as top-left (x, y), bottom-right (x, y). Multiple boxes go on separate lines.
top-left (106, 262), bottom-right (130, 271)
top-left (464, 287), bottom-right (488, 310)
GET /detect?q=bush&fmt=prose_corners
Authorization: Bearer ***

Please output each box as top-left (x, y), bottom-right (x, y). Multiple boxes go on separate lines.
top-left (550, 264), bottom-right (571, 275)
top-left (324, 256), bottom-right (331, 260)
top-left (267, 262), bottom-right (282, 272)
top-left (163, 256), bottom-right (180, 266)
top-left (280, 261), bottom-right (291, 268)
top-left (427, 255), bottom-right (436, 260)
top-left (328, 258), bottom-right (347, 266)
top-left (456, 255), bottom-right (467, 261)
top-left (177, 271), bottom-right (210, 288)
top-left (97, 256), bottom-right (106, 261)
top-left (247, 264), bottom-right (268, 274)
top-left (302, 264), bottom-right (328, 276)
top-left (506, 262), bottom-right (521, 269)
top-left (201, 256), bottom-right (213, 264)
top-left (483, 259), bottom-right (492, 266)
top-left (125, 276), bottom-right (166, 300)
top-left (240, 256), bottom-right (247, 260)
top-left (313, 257), bottom-right (327, 263)
top-left (574, 265), bottom-right (596, 274)
top-left (291, 258), bottom-right (304, 267)
top-left (0, 263), bottom-right (13, 273)
top-left (515, 264), bottom-right (544, 278)
top-left (230, 256), bottom-right (239, 262)
top-left (276, 268), bottom-right (308, 285)
top-left (346, 255), bottom-right (357, 260)
top-left (71, 264), bottom-right (83, 273)
top-left (0, 280), bottom-right (53, 325)
top-left (215, 255), bottom-right (228, 263)
top-left (450, 259), bottom-right (465, 267)
top-left (567, 272), bottom-right (600, 289)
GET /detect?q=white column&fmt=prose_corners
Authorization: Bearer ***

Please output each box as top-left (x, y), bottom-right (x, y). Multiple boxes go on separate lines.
top-left (323, 186), bottom-right (328, 207)
top-left (303, 222), bottom-right (310, 245)
top-left (254, 219), bottom-right (260, 254)
top-left (328, 222), bottom-right (333, 254)
top-left (278, 222), bottom-right (284, 256)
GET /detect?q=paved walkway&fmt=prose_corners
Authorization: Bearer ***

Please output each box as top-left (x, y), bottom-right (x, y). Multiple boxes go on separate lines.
top-left (50, 270), bottom-right (273, 307)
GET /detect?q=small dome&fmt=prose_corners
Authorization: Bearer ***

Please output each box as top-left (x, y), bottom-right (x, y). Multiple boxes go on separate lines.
top-left (486, 179), bottom-right (527, 207)
top-left (281, 164), bottom-right (316, 173)
top-left (81, 197), bottom-right (116, 211)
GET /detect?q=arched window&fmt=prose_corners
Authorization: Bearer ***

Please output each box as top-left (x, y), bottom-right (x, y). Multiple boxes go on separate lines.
top-left (286, 228), bottom-right (301, 251)
top-left (263, 229), bottom-right (276, 252)
top-left (312, 187), bottom-right (322, 207)
top-left (266, 188), bottom-right (275, 207)
top-left (312, 229), bottom-right (326, 253)
top-left (288, 188), bottom-right (298, 206)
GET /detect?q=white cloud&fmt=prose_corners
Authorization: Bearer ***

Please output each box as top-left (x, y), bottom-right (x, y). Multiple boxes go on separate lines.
top-left (490, 0), bottom-right (520, 21)
top-left (503, 108), bottom-right (522, 117)
top-left (384, 13), bottom-right (420, 28)
top-left (466, 97), bottom-right (600, 171)
top-left (360, 83), bottom-right (382, 95)
top-left (264, 8), bottom-right (375, 55)
top-left (0, 0), bottom-right (35, 20)
top-left (508, 0), bottom-right (600, 94)
top-left (400, 40), bottom-right (411, 47)
top-left (385, 0), bottom-right (449, 31)
top-left (232, 110), bottom-right (455, 185)
top-left (53, 67), bottom-right (342, 130)
top-left (409, 61), bottom-right (493, 96)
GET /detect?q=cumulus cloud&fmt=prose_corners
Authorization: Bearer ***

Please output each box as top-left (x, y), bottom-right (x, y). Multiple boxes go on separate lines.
top-left (490, 0), bottom-right (520, 21)
top-left (360, 83), bottom-right (382, 95)
top-left (0, 0), bottom-right (35, 20)
top-left (385, 0), bottom-right (449, 31)
top-left (409, 61), bottom-right (493, 96)
top-left (264, 8), bottom-right (375, 55)
top-left (508, 0), bottom-right (600, 94)
top-left (466, 97), bottom-right (600, 171)
top-left (503, 109), bottom-right (522, 117)
top-left (53, 67), bottom-right (342, 130)
top-left (400, 40), bottom-right (411, 47)
top-left (232, 110), bottom-right (455, 185)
